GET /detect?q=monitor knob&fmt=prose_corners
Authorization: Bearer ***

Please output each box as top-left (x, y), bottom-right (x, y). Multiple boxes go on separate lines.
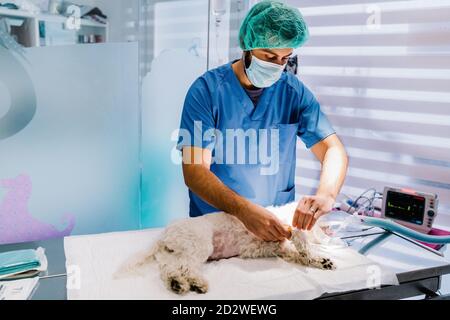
top-left (427, 210), bottom-right (435, 217)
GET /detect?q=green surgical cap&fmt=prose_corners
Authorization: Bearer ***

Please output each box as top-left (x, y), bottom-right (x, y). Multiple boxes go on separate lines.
top-left (239, 1), bottom-right (309, 51)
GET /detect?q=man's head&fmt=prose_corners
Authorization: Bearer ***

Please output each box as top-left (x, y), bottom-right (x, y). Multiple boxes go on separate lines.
top-left (239, 1), bottom-right (309, 53)
top-left (238, 1), bottom-right (308, 88)
top-left (244, 48), bottom-right (293, 68)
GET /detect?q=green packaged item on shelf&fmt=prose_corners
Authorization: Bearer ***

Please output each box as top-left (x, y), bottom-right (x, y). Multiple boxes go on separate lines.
top-left (0, 249), bottom-right (41, 277)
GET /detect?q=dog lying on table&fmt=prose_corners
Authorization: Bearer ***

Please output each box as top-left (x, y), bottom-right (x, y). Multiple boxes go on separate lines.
top-left (116, 202), bottom-right (336, 295)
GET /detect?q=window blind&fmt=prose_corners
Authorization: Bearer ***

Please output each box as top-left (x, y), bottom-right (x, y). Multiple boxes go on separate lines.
top-left (287, 0), bottom-right (450, 227)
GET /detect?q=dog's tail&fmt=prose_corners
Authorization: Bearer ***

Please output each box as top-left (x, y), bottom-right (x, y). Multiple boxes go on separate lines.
top-left (113, 241), bottom-right (161, 279)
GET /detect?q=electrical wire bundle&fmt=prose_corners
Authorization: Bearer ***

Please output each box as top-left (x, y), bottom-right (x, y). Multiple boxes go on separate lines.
top-left (341, 188), bottom-right (383, 217)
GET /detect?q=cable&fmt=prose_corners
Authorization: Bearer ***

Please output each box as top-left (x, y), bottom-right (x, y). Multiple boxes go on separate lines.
top-left (349, 196), bottom-right (371, 214)
top-left (345, 188), bottom-right (379, 214)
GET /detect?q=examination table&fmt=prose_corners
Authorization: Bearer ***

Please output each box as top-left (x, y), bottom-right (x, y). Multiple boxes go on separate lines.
top-left (1, 226), bottom-right (450, 300)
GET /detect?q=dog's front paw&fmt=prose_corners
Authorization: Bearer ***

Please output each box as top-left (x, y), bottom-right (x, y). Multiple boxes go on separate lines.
top-left (318, 257), bottom-right (336, 270)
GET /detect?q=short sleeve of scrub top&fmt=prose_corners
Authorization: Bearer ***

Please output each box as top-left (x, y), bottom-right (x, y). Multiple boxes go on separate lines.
top-left (296, 83), bottom-right (336, 149)
top-left (177, 77), bottom-right (216, 152)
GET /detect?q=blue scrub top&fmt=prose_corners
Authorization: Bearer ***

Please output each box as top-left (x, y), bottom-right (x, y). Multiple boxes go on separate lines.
top-left (177, 61), bottom-right (336, 217)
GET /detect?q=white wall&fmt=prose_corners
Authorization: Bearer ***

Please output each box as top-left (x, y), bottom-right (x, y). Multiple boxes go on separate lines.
top-left (90, 0), bottom-right (138, 43)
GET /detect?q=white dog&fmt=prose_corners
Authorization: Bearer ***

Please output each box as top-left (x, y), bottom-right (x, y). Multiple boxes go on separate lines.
top-left (117, 202), bottom-right (336, 295)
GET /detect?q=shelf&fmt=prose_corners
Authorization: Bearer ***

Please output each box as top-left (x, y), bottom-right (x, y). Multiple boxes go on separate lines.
top-left (0, 6), bottom-right (108, 47)
top-left (0, 7), bottom-right (35, 18)
top-left (0, 7), bottom-right (108, 28)
top-left (38, 13), bottom-right (107, 28)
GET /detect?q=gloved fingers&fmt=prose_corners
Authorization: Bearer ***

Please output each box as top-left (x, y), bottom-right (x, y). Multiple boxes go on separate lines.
top-left (274, 223), bottom-right (290, 239)
top-left (306, 215), bottom-right (319, 231)
top-left (293, 197), bottom-right (310, 228)
top-left (302, 214), bottom-right (313, 230)
top-left (268, 227), bottom-right (284, 241)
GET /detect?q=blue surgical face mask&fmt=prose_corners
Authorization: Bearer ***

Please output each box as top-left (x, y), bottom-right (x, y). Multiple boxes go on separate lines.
top-left (245, 53), bottom-right (286, 88)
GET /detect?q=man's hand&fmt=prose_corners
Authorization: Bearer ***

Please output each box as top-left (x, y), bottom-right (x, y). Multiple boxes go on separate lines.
top-left (237, 203), bottom-right (291, 242)
top-left (292, 194), bottom-right (335, 230)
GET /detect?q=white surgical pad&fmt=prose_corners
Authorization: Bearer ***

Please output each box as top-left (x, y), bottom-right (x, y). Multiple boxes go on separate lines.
top-left (64, 228), bottom-right (398, 300)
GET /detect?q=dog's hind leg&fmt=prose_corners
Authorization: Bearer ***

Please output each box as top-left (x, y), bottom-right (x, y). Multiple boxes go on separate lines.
top-left (156, 250), bottom-right (210, 294)
top-left (155, 222), bottom-right (214, 294)
top-left (185, 267), bottom-right (209, 294)
top-left (157, 257), bottom-right (193, 294)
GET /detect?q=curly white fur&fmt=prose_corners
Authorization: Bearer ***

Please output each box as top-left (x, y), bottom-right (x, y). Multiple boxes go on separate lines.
top-left (116, 202), bottom-right (336, 294)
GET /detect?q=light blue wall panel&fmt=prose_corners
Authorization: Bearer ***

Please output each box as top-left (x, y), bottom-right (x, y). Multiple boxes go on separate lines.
top-left (140, 49), bottom-right (206, 228)
top-left (0, 43), bottom-right (140, 244)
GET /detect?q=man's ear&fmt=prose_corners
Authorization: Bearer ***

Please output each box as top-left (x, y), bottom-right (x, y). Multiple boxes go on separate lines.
top-left (244, 51), bottom-right (252, 68)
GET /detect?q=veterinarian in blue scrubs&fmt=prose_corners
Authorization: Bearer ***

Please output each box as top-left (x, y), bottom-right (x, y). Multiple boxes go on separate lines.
top-left (177, 1), bottom-right (348, 242)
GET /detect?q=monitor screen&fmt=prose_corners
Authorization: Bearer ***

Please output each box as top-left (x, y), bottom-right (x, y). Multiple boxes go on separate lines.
top-left (385, 190), bottom-right (425, 225)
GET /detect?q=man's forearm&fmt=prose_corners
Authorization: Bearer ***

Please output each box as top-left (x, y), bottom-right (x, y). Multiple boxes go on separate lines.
top-left (316, 145), bottom-right (348, 200)
top-left (182, 164), bottom-right (251, 217)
